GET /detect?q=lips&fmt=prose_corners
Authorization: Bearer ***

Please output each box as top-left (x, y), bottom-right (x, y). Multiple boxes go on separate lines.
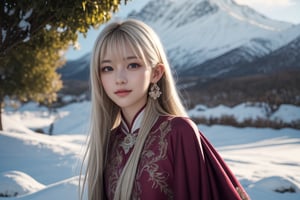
top-left (114, 89), bottom-right (132, 97)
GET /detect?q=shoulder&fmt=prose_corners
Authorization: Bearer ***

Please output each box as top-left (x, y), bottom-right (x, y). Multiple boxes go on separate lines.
top-left (170, 116), bottom-right (198, 133)
top-left (161, 116), bottom-right (203, 161)
top-left (158, 116), bottom-right (199, 139)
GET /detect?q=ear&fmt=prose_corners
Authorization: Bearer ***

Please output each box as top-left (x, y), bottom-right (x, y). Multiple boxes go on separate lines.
top-left (151, 63), bottom-right (165, 83)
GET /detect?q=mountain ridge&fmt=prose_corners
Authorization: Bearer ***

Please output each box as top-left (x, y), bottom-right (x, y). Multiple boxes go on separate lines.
top-left (59, 0), bottom-right (300, 81)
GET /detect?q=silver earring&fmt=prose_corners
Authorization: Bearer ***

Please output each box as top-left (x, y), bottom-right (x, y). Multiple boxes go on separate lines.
top-left (149, 83), bottom-right (162, 100)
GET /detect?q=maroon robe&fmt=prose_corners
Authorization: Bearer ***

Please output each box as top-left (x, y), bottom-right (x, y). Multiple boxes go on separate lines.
top-left (104, 109), bottom-right (249, 200)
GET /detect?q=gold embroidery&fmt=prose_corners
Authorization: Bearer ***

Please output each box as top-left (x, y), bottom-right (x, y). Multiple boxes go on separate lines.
top-left (120, 132), bottom-right (138, 154)
top-left (106, 118), bottom-right (175, 200)
top-left (132, 120), bottom-right (174, 199)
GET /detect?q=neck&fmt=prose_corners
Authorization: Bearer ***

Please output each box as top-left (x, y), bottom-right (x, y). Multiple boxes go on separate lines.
top-left (121, 104), bottom-right (146, 129)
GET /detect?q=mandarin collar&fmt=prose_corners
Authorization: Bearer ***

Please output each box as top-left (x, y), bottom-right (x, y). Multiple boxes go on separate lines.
top-left (121, 106), bottom-right (146, 134)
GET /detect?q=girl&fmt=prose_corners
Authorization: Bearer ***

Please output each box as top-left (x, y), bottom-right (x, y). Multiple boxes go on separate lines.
top-left (81, 19), bottom-right (250, 200)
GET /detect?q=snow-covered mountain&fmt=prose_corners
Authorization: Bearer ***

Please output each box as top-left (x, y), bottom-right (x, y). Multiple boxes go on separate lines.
top-left (59, 0), bottom-right (300, 80)
top-left (182, 24), bottom-right (300, 77)
top-left (129, 0), bottom-right (299, 73)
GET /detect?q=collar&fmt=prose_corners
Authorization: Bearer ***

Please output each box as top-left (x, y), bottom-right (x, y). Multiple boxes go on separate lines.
top-left (121, 106), bottom-right (146, 134)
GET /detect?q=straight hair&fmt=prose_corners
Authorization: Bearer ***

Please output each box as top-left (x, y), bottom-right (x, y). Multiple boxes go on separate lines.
top-left (80, 19), bottom-right (188, 200)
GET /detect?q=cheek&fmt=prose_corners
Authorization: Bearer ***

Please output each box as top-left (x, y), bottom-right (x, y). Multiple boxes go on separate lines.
top-left (100, 75), bottom-right (111, 93)
top-left (138, 73), bottom-right (152, 91)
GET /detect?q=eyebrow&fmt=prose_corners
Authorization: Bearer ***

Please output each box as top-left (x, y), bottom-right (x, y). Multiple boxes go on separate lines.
top-left (100, 56), bottom-right (139, 64)
top-left (101, 59), bottom-right (111, 64)
top-left (126, 56), bottom-right (139, 60)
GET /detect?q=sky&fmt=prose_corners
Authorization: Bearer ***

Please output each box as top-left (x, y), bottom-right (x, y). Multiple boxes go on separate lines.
top-left (65, 0), bottom-right (300, 60)
top-left (234, 0), bottom-right (300, 24)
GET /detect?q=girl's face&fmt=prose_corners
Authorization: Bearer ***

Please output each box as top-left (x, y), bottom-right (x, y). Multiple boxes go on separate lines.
top-left (100, 44), bottom-right (152, 118)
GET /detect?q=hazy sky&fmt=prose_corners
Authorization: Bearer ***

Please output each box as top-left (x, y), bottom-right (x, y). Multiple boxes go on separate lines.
top-left (234, 0), bottom-right (300, 24)
top-left (66, 0), bottom-right (300, 60)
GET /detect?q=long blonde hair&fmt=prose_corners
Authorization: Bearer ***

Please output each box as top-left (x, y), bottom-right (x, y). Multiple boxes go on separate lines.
top-left (81, 19), bottom-right (188, 200)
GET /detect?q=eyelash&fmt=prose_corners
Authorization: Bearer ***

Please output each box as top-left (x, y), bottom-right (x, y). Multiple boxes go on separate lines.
top-left (100, 63), bottom-right (141, 73)
top-left (101, 66), bottom-right (113, 72)
top-left (128, 63), bottom-right (141, 69)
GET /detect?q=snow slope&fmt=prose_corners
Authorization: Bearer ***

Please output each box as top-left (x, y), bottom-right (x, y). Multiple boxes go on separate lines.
top-left (1, 101), bottom-right (300, 199)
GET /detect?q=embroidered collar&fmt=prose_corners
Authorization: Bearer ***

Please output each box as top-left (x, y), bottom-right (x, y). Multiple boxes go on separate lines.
top-left (120, 106), bottom-right (146, 154)
top-left (121, 105), bottom-right (145, 134)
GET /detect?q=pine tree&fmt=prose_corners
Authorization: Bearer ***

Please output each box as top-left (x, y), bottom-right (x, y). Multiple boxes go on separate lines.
top-left (0, 0), bottom-right (128, 130)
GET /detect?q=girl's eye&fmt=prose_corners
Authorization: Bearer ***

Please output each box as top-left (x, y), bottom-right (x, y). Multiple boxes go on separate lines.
top-left (101, 66), bottom-right (113, 72)
top-left (128, 63), bottom-right (141, 69)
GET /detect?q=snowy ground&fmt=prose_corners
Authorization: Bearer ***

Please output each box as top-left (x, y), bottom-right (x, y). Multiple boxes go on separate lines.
top-left (0, 101), bottom-right (300, 199)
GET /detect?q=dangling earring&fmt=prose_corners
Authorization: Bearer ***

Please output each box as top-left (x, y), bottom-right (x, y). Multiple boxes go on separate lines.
top-left (149, 83), bottom-right (162, 100)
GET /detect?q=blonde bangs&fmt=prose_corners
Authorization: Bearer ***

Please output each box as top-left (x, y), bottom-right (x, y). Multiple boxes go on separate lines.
top-left (99, 29), bottom-right (148, 67)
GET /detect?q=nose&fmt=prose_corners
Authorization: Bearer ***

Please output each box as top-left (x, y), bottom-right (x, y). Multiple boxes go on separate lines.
top-left (115, 68), bottom-right (127, 84)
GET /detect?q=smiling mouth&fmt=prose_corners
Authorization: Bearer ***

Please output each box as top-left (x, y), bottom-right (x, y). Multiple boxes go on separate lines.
top-left (114, 90), bottom-right (132, 97)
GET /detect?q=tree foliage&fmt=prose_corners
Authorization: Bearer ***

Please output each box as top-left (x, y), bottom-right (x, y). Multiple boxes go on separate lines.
top-left (0, 0), bottom-right (128, 130)
top-left (0, 28), bottom-right (65, 103)
top-left (0, 0), bottom-right (125, 55)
